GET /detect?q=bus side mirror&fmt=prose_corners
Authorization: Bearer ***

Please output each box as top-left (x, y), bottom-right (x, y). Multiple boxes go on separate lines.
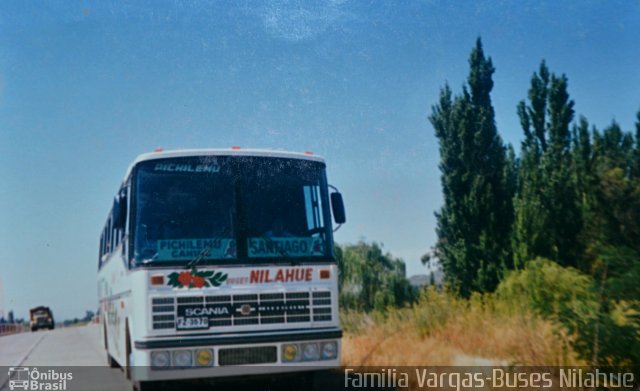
top-left (330, 192), bottom-right (346, 224)
top-left (112, 191), bottom-right (127, 230)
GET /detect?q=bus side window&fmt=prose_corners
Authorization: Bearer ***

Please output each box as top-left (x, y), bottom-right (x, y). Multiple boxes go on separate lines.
top-left (123, 183), bottom-right (131, 257)
top-left (99, 235), bottom-right (103, 268)
top-left (107, 218), bottom-right (112, 254)
top-left (124, 186), bottom-right (131, 257)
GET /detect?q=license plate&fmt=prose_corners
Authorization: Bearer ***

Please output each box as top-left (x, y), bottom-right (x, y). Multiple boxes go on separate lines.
top-left (176, 317), bottom-right (209, 330)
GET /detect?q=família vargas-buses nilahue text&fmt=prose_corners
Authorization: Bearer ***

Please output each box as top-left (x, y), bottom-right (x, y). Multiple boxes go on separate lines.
top-left (344, 368), bottom-right (635, 389)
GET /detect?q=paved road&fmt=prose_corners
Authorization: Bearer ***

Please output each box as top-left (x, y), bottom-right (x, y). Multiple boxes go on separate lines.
top-left (0, 325), bottom-right (344, 391)
top-left (0, 325), bottom-right (130, 391)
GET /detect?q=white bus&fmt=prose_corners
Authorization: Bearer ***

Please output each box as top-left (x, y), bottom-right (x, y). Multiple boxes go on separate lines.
top-left (97, 148), bottom-right (346, 390)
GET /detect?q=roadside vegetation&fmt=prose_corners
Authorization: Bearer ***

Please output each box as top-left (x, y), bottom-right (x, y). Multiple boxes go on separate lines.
top-left (340, 255), bottom-right (637, 367)
top-left (338, 37), bottom-right (640, 371)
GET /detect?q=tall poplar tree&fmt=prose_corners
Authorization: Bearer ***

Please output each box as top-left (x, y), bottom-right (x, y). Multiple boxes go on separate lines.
top-left (430, 38), bottom-right (513, 296)
top-left (513, 61), bottom-right (583, 268)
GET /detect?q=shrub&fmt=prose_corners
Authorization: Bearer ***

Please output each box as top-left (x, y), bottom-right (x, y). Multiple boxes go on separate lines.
top-left (496, 257), bottom-right (640, 369)
top-left (496, 257), bottom-right (598, 331)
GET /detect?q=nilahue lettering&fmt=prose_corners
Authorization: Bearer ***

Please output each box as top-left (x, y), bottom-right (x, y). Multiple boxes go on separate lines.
top-left (250, 268), bottom-right (313, 283)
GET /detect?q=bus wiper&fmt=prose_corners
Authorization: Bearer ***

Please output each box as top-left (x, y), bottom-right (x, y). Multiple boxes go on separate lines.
top-left (185, 229), bottom-right (231, 270)
top-left (184, 244), bottom-right (212, 270)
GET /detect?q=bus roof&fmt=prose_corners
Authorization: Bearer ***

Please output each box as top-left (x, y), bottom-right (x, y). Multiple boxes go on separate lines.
top-left (122, 148), bottom-right (325, 183)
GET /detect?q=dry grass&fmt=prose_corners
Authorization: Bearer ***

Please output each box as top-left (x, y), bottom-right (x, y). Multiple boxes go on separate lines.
top-left (341, 287), bottom-right (585, 367)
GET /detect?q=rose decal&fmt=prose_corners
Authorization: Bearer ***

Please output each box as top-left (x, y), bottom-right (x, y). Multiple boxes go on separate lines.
top-left (177, 272), bottom-right (192, 286)
top-left (168, 269), bottom-right (228, 289)
top-left (192, 275), bottom-right (206, 288)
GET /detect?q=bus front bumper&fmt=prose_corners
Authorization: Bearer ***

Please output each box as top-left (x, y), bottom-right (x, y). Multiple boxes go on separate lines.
top-left (130, 328), bottom-right (342, 381)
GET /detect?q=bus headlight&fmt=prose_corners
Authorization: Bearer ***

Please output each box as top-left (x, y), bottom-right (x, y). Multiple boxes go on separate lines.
top-left (302, 343), bottom-right (320, 361)
top-left (172, 350), bottom-right (193, 368)
top-left (195, 349), bottom-right (213, 366)
top-left (321, 341), bottom-right (338, 359)
top-left (282, 344), bottom-right (299, 362)
top-left (150, 351), bottom-right (170, 369)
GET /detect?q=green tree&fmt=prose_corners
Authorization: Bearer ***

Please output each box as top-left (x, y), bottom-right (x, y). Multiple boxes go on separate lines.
top-left (593, 121), bottom-right (635, 177)
top-left (571, 117), bottom-right (598, 270)
top-left (83, 310), bottom-right (95, 323)
top-left (580, 120), bottom-right (640, 262)
top-left (337, 241), bottom-right (416, 311)
top-left (430, 38), bottom-right (514, 296)
top-left (513, 61), bottom-right (583, 268)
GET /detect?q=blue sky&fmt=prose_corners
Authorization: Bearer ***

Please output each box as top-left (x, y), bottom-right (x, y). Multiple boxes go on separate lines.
top-left (1, 1), bottom-right (638, 321)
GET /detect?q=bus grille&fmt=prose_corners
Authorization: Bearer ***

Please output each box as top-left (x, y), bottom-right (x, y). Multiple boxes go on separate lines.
top-left (151, 297), bottom-right (176, 329)
top-left (218, 346), bottom-right (277, 366)
top-left (151, 291), bottom-right (332, 330)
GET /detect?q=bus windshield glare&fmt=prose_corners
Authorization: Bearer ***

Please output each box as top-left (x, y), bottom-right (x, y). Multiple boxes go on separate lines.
top-left (133, 156), bottom-right (332, 265)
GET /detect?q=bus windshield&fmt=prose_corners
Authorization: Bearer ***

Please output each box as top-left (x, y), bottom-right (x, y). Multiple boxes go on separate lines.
top-left (134, 157), bottom-right (236, 263)
top-left (239, 156), bottom-right (330, 259)
top-left (132, 155), bottom-right (332, 265)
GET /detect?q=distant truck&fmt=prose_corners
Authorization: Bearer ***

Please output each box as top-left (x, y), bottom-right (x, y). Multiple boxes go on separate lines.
top-left (30, 306), bottom-right (54, 331)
